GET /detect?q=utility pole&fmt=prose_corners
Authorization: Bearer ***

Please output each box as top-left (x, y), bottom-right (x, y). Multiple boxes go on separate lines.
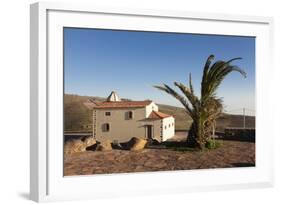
top-left (243, 108), bottom-right (246, 129)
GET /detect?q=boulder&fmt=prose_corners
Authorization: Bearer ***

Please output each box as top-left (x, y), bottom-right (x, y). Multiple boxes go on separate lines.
top-left (82, 136), bottom-right (97, 147)
top-left (127, 137), bottom-right (147, 151)
top-left (64, 139), bottom-right (86, 154)
top-left (64, 136), bottom-right (97, 154)
top-left (96, 140), bottom-right (112, 151)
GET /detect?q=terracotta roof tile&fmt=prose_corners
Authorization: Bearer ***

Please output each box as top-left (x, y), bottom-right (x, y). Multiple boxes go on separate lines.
top-left (148, 111), bottom-right (173, 119)
top-left (93, 100), bottom-right (152, 109)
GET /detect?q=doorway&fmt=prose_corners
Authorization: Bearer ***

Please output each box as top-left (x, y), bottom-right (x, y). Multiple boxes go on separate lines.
top-left (146, 125), bottom-right (153, 139)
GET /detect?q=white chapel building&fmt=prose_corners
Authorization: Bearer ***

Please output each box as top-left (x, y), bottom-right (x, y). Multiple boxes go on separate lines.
top-left (92, 91), bottom-right (175, 143)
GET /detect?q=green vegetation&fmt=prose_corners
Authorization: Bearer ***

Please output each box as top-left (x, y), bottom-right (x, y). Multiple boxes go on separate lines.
top-left (205, 139), bottom-right (222, 150)
top-left (154, 55), bottom-right (246, 149)
top-left (164, 141), bottom-right (198, 152)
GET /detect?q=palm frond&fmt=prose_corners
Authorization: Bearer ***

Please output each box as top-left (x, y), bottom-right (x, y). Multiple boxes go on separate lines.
top-left (206, 60), bottom-right (226, 85)
top-left (201, 57), bottom-right (246, 100)
top-left (209, 58), bottom-right (244, 82)
top-left (209, 65), bottom-right (246, 97)
top-left (226, 57), bottom-right (242, 64)
top-left (153, 54), bottom-right (247, 149)
top-left (174, 82), bottom-right (199, 112)
top-left (202, 54), bottom-right (215, 85)
top-left (153, 84), bottom-right (193, 115)
top-left (189, 73), bottom-right (194, 95)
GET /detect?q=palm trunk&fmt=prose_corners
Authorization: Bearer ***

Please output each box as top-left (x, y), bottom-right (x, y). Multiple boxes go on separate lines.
top-left (187, 117), bottom-right (205, 150)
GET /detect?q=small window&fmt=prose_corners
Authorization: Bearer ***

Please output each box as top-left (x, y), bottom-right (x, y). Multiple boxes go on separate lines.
top-left (169, 124), bottom-right (171, 128)
top-left (172, 123), bottom-right (174, 126)
top-left (105, 112), bottom-right (111, 116)
top-left (128, 111), bottom-right (133, 119)
top-left (165, 126), bottom-right (167, 129)
top-left (103, 123), bottom-right (110, 132)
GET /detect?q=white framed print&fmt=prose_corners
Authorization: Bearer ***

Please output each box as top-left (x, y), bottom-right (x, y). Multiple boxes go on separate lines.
top-left (30, 2), bottom-right (274, 202)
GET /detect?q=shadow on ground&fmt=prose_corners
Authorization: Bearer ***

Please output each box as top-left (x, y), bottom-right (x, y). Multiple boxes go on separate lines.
top-left (231, 162), bottom-right (255, 167)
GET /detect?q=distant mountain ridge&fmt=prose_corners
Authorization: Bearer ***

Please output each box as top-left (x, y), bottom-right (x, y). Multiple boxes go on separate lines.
top-left (64, 94), bottom-right (255, 132)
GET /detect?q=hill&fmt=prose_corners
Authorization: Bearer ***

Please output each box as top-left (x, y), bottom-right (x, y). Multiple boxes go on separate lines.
top-left (64, 94), bottom-right (255, 132)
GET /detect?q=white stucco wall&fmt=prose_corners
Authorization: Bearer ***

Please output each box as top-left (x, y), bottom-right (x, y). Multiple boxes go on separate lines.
top-left (145, 102), bottom-right (158, 118)
top-left (162, 116), bottom-right (175, 141)
top-left (93, 103), bottom-right (173, 143)
top-left (93, 107), bottom-right (147, 142)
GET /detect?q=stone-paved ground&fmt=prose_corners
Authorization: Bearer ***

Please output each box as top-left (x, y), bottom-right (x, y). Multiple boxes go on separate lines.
top-left (64, 140), bottom-right (255, 176)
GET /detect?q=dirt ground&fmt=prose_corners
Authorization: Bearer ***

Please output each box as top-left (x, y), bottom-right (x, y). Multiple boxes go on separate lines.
top-left (64, 140), bottom-right (255, 176)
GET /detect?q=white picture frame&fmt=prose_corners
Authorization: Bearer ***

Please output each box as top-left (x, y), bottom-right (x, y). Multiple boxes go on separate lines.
top-left (30, 2), bottom-right (274, 202)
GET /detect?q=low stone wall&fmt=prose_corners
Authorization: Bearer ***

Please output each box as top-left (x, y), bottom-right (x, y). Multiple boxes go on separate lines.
top-left (224, 128), bottom-right (255, 142)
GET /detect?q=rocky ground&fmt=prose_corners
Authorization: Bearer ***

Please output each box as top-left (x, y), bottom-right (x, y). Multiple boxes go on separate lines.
top-left (64, 140), bottom-right (255, 176)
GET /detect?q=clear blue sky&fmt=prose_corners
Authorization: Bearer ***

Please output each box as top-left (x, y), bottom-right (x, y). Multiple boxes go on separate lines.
top-left (64, 28), bottom-right (255, 114)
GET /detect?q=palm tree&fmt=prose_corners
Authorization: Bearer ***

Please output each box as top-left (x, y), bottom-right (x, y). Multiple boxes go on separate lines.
top-left (154, 55), bottom-right (246, 149)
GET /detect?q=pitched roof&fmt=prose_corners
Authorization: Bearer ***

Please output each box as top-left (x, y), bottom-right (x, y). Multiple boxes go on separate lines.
top-left (148, 111), bottom-right (173, 119)
top-left (93, 100), bottom-right (152, 109)
top-left (107, 91), bottom-right (121, 102)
